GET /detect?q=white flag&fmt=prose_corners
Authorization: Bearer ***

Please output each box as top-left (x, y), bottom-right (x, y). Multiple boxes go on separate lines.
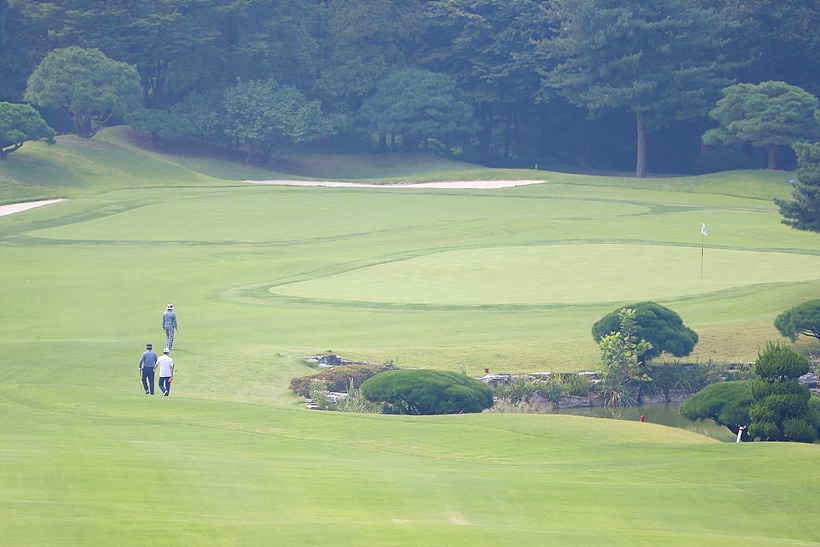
top-left (701, 223), bottom-right (707, 237)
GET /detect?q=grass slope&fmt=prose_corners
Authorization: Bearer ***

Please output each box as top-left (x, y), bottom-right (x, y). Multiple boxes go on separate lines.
top-left (1, 127), bottom-right (818, 545)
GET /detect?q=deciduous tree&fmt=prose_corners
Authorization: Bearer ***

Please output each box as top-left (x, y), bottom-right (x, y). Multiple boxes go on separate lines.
top-left (596, 307), bottom-right (653, 406)
top-left (224, 78), bottom-right (333, 163)
top-left (124, 108), bottom-right (194, 147)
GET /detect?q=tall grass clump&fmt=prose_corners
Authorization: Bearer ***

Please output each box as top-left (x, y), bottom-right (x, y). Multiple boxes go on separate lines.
top-left (290, 360), bottom-right (397, 397)
top-left (308, 379), bottom-right (384, 413)
top-left (491, 373), bottom-right (592, 412)
top-left (644, 362), bottom-right (708, 397)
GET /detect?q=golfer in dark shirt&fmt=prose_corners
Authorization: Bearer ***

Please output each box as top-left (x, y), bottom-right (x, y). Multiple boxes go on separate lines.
top-left (139, 343), bottom-right (158, 395)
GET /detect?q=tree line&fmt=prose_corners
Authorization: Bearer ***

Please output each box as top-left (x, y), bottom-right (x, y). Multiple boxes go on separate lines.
top-left (3, 0), bottom-right (820, 175)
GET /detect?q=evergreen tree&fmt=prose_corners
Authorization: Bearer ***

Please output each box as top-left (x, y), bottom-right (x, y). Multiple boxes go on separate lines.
top-left (774, 299), bottom-right (820, 342)
top-left (703, 81), bottom-right (820, 170)
top-left (424, 0), bottom-right (543, 163)
top-left (537, 0), bottom-right (735, 177)
top-left (356, 67), bottom-right (476, 153)
top-left (777, 118), bottom-right (820, 232)
top-left (592, 301), bottom-right (698, 362)
top-left (747, 342), bottom-right (818, 443)
top-left (679, 381), bottom-right (753, 441)
top-left (0, 102), bottom-right (55, 158)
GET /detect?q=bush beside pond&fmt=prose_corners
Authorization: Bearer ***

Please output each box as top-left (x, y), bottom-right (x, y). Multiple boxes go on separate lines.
top-left (361, 369), bottom-right (494, 415)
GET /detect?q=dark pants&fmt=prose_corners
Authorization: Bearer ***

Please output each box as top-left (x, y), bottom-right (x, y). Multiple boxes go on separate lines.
top-left (159, 376), bottom-right (171, 396)
top-left (141, 367), bottom-right (155, 394)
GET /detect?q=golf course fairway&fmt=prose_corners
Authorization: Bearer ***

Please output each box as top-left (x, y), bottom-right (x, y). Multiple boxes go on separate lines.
top-left (1, 130), bottom-right (818, 545)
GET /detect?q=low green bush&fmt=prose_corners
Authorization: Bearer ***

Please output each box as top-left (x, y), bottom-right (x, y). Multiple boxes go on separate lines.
top-left (691, 148), bottom-right (755, 174)
top-left (361, 369), bottom-right (494, 415)
top-left (289, 360), bottom-right (396, 397)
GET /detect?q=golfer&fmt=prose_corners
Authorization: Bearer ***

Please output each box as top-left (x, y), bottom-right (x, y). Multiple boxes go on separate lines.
top-left (157, 348), bottom-right (174, 396)
top-left (162, 304), bottom-right (178, 350)
top-left (139, 343), bottom-right (158, 395)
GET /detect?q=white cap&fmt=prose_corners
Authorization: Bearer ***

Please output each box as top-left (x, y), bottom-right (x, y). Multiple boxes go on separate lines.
top-left (163, 348), bottom-right (170, 354)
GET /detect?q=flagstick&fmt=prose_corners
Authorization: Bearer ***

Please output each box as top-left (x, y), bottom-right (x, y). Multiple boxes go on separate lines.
top-left (701, 232), bottom-right (704, 278)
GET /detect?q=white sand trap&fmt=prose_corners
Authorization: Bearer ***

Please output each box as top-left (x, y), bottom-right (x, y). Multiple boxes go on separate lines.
top-left (245, 179), bottom-right (545, 189)
top-left (0, 199), bottom-right (67, 217)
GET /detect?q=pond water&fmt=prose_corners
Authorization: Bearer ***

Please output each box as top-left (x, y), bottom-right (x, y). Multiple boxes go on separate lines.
top-left (551, 403), bottom-right (737, 442)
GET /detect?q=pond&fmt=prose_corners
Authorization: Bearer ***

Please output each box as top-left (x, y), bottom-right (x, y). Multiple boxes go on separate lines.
top-left (551, 403), bottom-right (737, 442)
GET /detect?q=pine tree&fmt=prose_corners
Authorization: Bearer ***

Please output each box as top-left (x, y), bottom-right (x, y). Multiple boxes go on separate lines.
top-left (777, 118), bottom-right (820, 232)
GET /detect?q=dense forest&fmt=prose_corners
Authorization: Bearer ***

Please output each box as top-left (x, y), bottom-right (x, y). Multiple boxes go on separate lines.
top-left (2, 0), bottom-right (819, 175)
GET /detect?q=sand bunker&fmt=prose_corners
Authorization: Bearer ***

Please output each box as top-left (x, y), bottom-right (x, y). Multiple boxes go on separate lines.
top-left (2, 181), bottom-right (540, 218)
top-left (245, 180), bottom-right (545, 189)
top-left (0, 199), bottom-right (67, 217)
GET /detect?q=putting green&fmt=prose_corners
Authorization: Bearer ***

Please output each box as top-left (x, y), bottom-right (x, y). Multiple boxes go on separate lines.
top-left (269, 244), bottom-right (820, 305)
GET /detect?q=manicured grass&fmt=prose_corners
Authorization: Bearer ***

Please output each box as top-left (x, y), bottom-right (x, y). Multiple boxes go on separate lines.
top-left (1, 127), bottom-right (818, 545)
top-left (1, 380), bottom-right (818, 546)
top-left (269, 244), bottom-right (820, 305)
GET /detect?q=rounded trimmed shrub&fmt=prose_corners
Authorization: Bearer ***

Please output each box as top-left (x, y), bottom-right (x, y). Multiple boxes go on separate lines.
top-left (361, 369), bottom-right (494, 415)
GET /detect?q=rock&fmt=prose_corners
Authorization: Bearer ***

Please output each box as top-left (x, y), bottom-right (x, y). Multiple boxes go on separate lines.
top-left (303, 354), bottom-right (369, 368)
top-left (588, 394), bottom-right (607, 407)
top-left (554, 396), bottom-right (593, 409)
top-left (326, 391), bottom-right (348, 403)
top-left (479, 373), bottom-right (511, 387)
top-left (798, 373), bottom-right (819, 388)
top-left (666, 390), bottom-right (693, 402)
top-left (530, 372), bottom-right (553, 380)
top-left (639, 393), bottom-right (667, 405)
top-left (578, 371), bottom-right (600, 380)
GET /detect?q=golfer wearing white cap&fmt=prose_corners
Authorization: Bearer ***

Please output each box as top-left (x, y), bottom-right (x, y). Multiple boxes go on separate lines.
top-left (161, 304), bottom-right (178, 350)
top-left (157, 348), bottom-right (174, 396)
